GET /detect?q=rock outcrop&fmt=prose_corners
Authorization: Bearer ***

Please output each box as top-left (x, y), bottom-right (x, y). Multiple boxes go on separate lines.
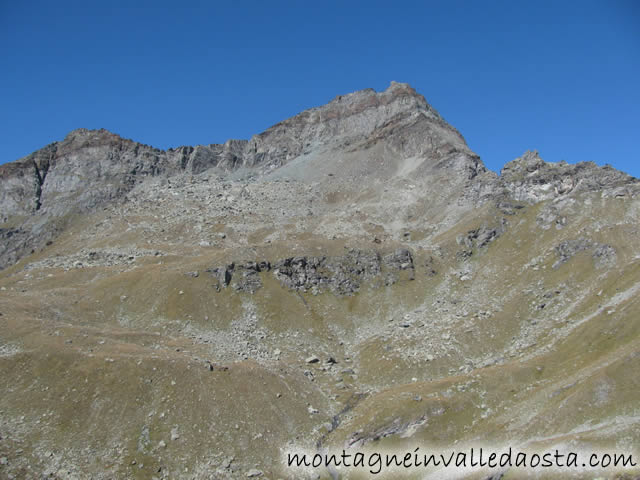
top-left (553, 238), bottom-right (617, 269)
top-left (501, 150), bottom-right (638, 203)
top-left (208, 248), bottom-right (416, 296)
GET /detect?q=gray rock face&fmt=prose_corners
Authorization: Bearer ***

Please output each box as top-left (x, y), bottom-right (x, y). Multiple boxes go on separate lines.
top-left (272, 256), bottom-right (330, 293)
top-left (242, 81), bottom-right (479, 177)
top-left (207, 261), bottom-right (271, 293)
top-left (0, 226), bottom-right (32, 267)
top-left (501, 151), bottom-right (638, 203)
top-left (0, 143), bottom-right (55, 219)
top-left (272, 248), bottom-right (414, 295)
top-left (230, 262), bottom-right (265, 293)
top-left (0, 130), bottom-right (250, 231)
top-left (206, 248), bottom-right (416, 296)
top-left (207, 264), bottom-right (235, 288)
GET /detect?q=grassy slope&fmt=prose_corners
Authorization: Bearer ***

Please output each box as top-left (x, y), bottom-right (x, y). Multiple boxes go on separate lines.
top-left (0, 191), bottom-right (639, 479)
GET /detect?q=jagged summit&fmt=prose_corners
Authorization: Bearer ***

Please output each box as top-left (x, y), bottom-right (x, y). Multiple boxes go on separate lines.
top-left (321, 81), bottom-right (436, 118)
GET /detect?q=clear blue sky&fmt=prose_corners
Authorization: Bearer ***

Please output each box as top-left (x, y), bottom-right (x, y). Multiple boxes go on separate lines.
top-left (1, 1), bottom-right (638, 177)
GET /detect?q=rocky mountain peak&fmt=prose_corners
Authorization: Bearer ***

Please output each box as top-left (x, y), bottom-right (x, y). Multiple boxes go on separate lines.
top-left (501, 150), bottom-right (546, 174)
top-left (64, 127), bottom-right (113, 141)
top-left (60, 128), bottom-right (162, 155)
top-left (242, 81), bottom-right (476, 181)
top-left (322, 81), bottom-right (434, 118)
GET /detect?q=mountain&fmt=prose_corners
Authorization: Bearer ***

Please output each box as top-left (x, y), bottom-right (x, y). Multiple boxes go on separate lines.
top-left (0, 83), bottom-right (639, 479)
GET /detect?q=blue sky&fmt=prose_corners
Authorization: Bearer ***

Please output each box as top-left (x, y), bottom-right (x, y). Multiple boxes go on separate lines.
top-left (1, 1), bottom-right (638, 177)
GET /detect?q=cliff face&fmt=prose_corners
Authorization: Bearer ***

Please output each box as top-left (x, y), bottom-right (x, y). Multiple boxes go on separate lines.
top-left (0, 142), bottom-right (56, 219)
top-left (1, 129), bottom-right (218, 220)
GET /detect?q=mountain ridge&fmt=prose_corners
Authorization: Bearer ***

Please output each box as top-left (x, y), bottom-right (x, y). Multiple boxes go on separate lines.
top-left (1, 83), bottom-right (638, 272)
top-left (1, 83), bottom-right (640, 479)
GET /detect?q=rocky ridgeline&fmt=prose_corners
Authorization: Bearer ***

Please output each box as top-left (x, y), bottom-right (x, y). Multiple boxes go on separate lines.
top-left (0, 82), bottom-right (465, 220)
top-left (0, 82), bottom-right (480, 269)
top-left (500, 150), bottom-right (638, 202)
top-left (207, 248), bottom-right (416, 295)
top-left (1, 83), bottom-right (639, 271)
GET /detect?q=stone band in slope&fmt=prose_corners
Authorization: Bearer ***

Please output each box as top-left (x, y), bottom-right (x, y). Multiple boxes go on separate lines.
top-left (207, 248), bottom-right (416, 296)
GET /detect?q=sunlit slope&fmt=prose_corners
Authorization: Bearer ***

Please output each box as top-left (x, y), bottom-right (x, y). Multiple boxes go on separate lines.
top-left (1, 185), bottom-right (638, 479)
